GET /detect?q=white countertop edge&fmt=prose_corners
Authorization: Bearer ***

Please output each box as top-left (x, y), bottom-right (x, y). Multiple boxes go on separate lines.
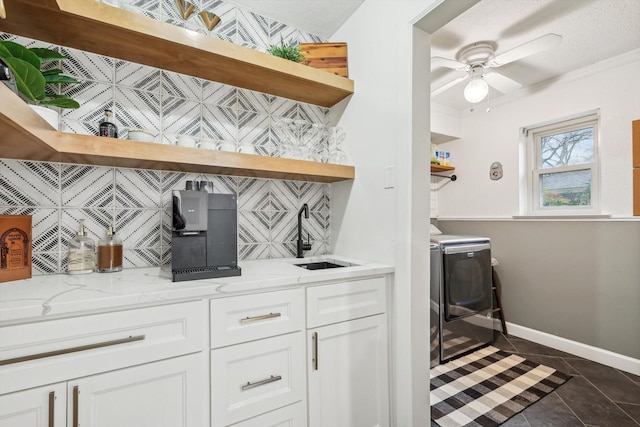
top-left (0, 256), bottom-right (394, 325)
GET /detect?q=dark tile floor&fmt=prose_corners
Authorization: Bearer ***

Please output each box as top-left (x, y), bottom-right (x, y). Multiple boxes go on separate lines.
top-left (432, 332), bottom-right (640, 426)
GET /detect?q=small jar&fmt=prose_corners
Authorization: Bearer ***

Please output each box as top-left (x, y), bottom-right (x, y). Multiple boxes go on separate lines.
top-left (97, 224), bottom-right (123, 273)
top-left (67, 220), bottom-right (95, 274)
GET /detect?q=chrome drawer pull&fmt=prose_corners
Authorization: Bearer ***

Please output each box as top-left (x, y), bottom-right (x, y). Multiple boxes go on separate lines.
top-left (241, 374), bottom-right (282, 391)
top-left (0, 335), bottom-right (146, 366)
top-left (240, 312), bottom-right (281, 324)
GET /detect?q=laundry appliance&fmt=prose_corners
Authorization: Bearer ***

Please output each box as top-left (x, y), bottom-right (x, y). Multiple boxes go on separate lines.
top-left (430, 235), bottom-right (493, 367)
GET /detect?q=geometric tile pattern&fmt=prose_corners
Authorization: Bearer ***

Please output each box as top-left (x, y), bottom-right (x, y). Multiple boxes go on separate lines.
top-left (1, 1), bottom-right (334, 275)
top-left (0, 158), bottom-right (331, 275)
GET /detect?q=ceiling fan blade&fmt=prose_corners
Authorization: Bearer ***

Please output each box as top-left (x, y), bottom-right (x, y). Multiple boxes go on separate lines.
top-left (431, 75), bottom-right (468, 96)
top-left (485, 72), bottom-right (522, 94)
top-left (431, 56), bottom-right (468, 70)
top-left (488, 33), bottom-right (562, 67)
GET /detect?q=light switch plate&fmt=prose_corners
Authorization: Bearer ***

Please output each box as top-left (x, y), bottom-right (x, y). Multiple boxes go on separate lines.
top-left (384, 165), bottom-right (395, 189)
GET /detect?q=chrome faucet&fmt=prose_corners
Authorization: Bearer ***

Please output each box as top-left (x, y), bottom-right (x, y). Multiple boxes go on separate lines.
top-left (296, 203), bottom-right (312, 258)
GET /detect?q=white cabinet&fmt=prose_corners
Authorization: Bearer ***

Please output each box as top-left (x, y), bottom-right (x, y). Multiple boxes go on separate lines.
top-left (0, 355), bottom-right (205, 427)
top-left (306, 277), bottom-right (390, 427)
top-left (69, 353), bottom-right (205, 427)
top-left (0, 383), bottom-right (66, 427)
top-left (210, 333), bottom-right (305, 426)
top-left (0, 301), bottom-right (206, 427)
top-left (210, 289), bottom-right (306, 427)
top-left (229, 401), bottom-right (306, 427)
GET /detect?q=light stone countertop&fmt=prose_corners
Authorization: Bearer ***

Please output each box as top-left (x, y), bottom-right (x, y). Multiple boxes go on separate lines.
top-left (0, 255), bottom-right (393, 325)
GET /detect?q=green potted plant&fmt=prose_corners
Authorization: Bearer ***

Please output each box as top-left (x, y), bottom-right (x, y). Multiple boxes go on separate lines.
top-left (266, 36), bottom-right (305, 63)
top-left (0, 40), bottom-right (80, 129)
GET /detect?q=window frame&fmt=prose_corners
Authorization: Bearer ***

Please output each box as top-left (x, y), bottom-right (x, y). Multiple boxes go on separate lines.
top-left (525, 112), bottom-right (600, 216)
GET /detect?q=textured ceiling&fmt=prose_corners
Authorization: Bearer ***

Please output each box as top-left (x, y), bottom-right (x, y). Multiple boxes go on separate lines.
top-left (229, 0), bottom-right (639, 112)
top-left (225, 0), bottom-right (364, 39)
top-left (430, 0), bottom-right (640, 111)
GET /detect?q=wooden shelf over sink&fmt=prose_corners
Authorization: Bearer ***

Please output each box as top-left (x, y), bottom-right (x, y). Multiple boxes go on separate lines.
top-left (0, 0), bottom-right (354, 108)
top-left (0, 85), bottom-right (355, 183)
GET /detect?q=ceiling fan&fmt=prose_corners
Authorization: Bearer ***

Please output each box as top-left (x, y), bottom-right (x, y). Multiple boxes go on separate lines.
top-left (431, 33), bottom-right (562, 103)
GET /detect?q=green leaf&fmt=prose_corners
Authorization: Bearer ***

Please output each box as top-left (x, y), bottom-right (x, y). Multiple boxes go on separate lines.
top-left (0, 43), bottom-right (11, 59)
top-left (44, 74), bottom-right (80, 84)
top-left (41, 68), bottom-right (63, 76)
top-left (1, 56), bottom-right (45, 101)
top-left (0, 42), bottom-right (80, 109)
top-left (40, 97), bottom-right (80, 109)
top-left (28, 47), bottom-right (67, 62)
top-left (0, 41), bottom-right (41, 69)
top-left (266, 37), bottom-right (305, 63)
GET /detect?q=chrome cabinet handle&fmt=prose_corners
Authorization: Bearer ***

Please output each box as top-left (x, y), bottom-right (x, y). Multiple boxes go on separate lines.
top-left (0, 335), bottom-right (146, 366)
top-left (312, 332), bottom-right (318, 371)
top-left (240, 312), bottom-right (281, 324)
top-left (48, 391), bottom-right (55, 427)
top-left (72, 386), bottom-right (79, 427)
top-left (241, 374), bottom-right (282, 391)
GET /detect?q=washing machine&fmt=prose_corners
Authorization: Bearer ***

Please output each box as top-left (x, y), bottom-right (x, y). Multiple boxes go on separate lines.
top-left (430, 235), bottom-right (494, 366)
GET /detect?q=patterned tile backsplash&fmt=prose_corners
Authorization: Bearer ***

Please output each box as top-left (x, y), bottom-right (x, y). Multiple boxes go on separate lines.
top-left (0, 0), bottom-right (332, 275)
top-left (0, 160), bottom-right (330, 275)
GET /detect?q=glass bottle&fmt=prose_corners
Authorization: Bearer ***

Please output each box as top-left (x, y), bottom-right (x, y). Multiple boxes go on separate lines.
top-left (97, 223), bottom-right (123, 273)
top-left (99, 109), bottom-right (118, 138)
top-left (67, 219), bottom-right (95, 274)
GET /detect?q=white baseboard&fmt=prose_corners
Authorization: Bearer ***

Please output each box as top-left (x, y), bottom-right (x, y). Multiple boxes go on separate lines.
top-left (497, 320), bottom-right (640, 376)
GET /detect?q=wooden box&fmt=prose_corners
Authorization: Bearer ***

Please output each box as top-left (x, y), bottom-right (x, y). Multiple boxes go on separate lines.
top-left (0, 215), bottom-right (32, 283)
top-left (300, 42), bottom-right (348, 77)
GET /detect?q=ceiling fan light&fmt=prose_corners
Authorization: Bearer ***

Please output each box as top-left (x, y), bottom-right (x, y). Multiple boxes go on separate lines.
top-left (464, 77), bottom-right (489, 103)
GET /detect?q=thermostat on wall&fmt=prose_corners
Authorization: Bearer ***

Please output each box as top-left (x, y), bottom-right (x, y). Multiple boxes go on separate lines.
top-left (490, 162), bottom-right (503, 180)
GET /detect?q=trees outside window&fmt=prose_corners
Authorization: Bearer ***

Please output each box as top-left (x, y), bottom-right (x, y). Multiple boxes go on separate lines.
top-left (527, 113), bottom-right (600, 214)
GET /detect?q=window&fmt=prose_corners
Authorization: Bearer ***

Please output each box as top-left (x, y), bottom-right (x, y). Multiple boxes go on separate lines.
top-left (525, 112), bottom-right (600, 215)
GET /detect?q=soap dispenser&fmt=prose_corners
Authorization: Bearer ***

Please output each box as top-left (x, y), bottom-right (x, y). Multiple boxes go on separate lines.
top-left (97, 223), bottom-right (123, 273)
top-left (67, 219), bottom-right (95, 274)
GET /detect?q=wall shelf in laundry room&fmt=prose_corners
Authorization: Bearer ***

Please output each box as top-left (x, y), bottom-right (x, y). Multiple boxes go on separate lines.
top-left (430, 165), bottom-right (455, 173)
top-left (431, 165), bottom-right (456, 181)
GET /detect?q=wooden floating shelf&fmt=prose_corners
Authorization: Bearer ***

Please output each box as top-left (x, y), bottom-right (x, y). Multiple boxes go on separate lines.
top-left (0, 85), bottom-right (354, 183)
top-left (0, 0), bottom-right (354, 108)
top-left (430, 164), bottom-right (455, 173)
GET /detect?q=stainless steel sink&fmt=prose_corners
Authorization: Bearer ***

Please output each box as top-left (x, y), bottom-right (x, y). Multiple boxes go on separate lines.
top-left (295, 261), bottom-right (346, 270)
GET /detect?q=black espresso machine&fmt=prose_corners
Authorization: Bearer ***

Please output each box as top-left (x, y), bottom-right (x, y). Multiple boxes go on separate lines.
top-left (169, 185), bottom-right (241, 282)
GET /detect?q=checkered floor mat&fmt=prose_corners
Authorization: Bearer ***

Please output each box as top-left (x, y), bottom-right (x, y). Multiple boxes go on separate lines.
top-left (430, 345), bottom-right (571, 427)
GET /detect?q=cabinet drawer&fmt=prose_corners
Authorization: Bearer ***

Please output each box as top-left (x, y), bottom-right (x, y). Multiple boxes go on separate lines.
top-left (210, 288), bottom-right (303, 348)
top-left (306, 276), bottom-right (387, 328)
top-left (230, 401), bottom-right (307, 427)
top-left (0, 300), bottom-right (204, 395)
top-left (211, 332), bottom-right (305, 427)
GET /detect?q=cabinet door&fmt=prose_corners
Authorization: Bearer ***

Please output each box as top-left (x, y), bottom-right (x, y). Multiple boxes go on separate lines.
top-left (0, 383), bottom-right (66, 427)
top-left (308, 315), bottom-right (389, 427)
top-left (68, 353), bottom-right (206, 427)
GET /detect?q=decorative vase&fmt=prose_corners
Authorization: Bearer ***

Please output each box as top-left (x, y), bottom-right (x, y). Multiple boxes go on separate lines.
top-left (29, 105), bottom-right (59, 131)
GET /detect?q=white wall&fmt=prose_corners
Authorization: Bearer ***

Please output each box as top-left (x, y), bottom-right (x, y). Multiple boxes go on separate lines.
top-left (331, 4), bottom-right (435, 426)
top-left (330, 1), bottom-right (478, 426)
top-left (435, 50), bottom-right (640, 218)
